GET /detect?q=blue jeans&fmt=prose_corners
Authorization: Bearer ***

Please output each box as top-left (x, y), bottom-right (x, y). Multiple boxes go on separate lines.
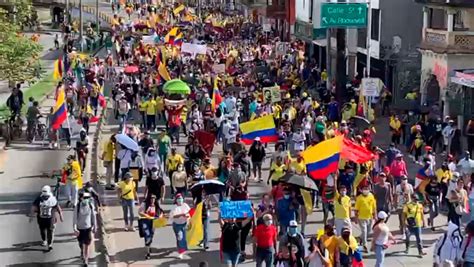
top-left (202, 217), bottom-right (210, 247)
top-left (121, 199), bottom-right (134, 226)
top-left (256, 247), bottom-right (274, 267)
top-left (374, 244), bottom-right (385, 267)
top-left (172, 222), bottom-right (187, 252)
top-left (405, 226), bottom-right (423, 252)
top-left (222, 251), bottom-right (240, 265)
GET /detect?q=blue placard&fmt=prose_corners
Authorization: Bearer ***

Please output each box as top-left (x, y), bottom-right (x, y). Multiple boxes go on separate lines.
top-left (219, 200), bottom-right (253, 219)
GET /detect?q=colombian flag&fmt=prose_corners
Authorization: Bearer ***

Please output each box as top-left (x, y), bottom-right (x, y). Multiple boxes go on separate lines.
top-left (415, 167), bottom-right (432, 190)
top-left (158, 62), bottom-right (171, 81)
top-left (52, 58), bottom-right (63, 81)
top-left (164, 27), bottom-right (179, 43)
top-left (173, 4), bottom-right (185, 16)
top-left (51, 88), bottom-right (67, 130)
top-left (302, 136), bottom-right (343, 180)
top-left (211, 78), bottom-right (222, 111)
top-left (172, 32), bottom-right (183, 46)
top-left (186, 202), bottom-right (203, 247)
top-left (239, 115), bottom-right (278, 145)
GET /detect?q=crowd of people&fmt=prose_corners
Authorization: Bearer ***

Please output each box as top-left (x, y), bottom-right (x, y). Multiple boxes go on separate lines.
top-left (18, 1), bottom-right (474, 267)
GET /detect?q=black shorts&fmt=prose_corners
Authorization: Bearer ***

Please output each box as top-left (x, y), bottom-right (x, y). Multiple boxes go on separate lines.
top-left (78, 228), bottom-right (92, 246)
top-left (37, 217), bottom-right (54, 230)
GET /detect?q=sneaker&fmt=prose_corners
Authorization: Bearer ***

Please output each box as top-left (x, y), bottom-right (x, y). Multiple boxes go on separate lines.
top-left (177, 253), bottom-right (184, 259)
top-left (145, 253), bottom-right (151, 260)
top-left (129, 226), bottom-right (135, 232)
top-left (48, 144), bottom-right (53, 149)
top-left (41, 240), bottom-right (47, 247)
top-left (48, 245), bottom-right (53, 251)
top-left (419, 251), bottom-right (427, 256)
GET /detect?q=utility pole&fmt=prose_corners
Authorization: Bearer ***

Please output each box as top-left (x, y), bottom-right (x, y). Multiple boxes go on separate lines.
top-left (96, 0), bottom-right (100, 33)
top-left (366, 0), bottom-right (372, 78)
top-left (79, 0), bottom-right (83, 51)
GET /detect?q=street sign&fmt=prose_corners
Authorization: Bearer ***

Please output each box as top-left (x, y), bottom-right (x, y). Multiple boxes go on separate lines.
top-left (320, 3), bottom-right (367, 28)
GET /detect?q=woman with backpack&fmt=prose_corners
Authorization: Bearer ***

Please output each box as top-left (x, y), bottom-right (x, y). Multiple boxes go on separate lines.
top-left (433, 221), bottom-right (463, 267)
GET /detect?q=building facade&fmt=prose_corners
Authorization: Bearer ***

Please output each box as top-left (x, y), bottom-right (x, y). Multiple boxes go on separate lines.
top-left (415, 0), bottom-right (474, 120)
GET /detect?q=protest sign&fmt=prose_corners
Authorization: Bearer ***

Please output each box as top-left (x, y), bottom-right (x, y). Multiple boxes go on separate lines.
top-left (219, 200), bottom-right (253, 219)
top-left (361, 78), bottom-right (383, 97)
top-left (263, 85), bottom-right (281, 103)
top-left (212, 64), bottom-right (226, 74)
top-left (181, 43), bottom-right (207, 55)
top-left (275, 42), bottom-right (289, 56)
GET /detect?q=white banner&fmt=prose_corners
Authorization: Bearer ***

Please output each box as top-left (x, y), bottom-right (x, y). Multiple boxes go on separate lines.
top-left (181, 43), bottom-right (207, 55)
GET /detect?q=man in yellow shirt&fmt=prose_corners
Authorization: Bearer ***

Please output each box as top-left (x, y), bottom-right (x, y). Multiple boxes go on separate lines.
top-left (334, 177), bottom-right (352, 235)
top-left (139, 98), bottom-right (148, 129)
top-left (144, 98), bottom-right (157, 131)
top-left (101, 135), bottom-right (116, 190)
top-left (354, 184), bottom-right (377, 252)
top-left (402, 195), bottom-right (426, 256)
top-left (63, 155), bottom-right (83, 208)
top-left (288, 154), bottom-right (306, 175)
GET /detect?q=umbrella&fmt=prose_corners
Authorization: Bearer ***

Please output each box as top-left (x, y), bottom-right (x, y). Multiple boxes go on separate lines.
top-left (116, 133), bottom-right (139, 151)
top-left (281, 173), bottom-right (318, 191)
top-left (190, 180), bottom-right (226, 195)
top-left (163, 79), bottom-right (191, 95)
top-left (351, 116), bottom-right (371, 130)
top-left (124, 65), bottom-right (139, 74)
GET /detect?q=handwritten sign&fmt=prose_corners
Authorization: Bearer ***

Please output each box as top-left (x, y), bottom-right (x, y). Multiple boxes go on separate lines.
top-left (181, 43), bottom-right (207, 55)
top-left (212, 63), bottom-right (226, 74)
top-left (220, 200), bottom-right (253, 219)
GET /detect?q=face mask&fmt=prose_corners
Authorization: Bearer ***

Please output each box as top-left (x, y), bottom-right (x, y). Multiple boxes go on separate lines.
top-left (288, 227), bottom-right (297, 236)
top-left (362, 190), bottom-right (370, 196)
top-left (401, 180), bottom-right (408, 185)
top-left (284, 194), bottom-right (290, 200)
top-left (264, 220), bottom-right (273, 226)
top-left (340, 191), bottom-right (347, 196)
top-left (342, 233), bottom-right (350, 239)
top-left (176, 198), bottom-right (184, 205)
top-left (149, 152), bottom-right (155, 157)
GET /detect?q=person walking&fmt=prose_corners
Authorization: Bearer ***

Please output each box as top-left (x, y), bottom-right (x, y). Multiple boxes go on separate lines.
top-left (248, 137), bottom-right (266, 182)
top-left (447, 178), bottom-right (467, 226)
top-left (354, 184), bottom-right (377, 252)
top-left (73, 191), bottom-right (97, 266)
top-left (424, 175), bottom-right (442, 230)
top-left (30, 185), bottom-right (64, 251)
top-left (403, 194), bottom-right (427, 257)
top-left (63, 154), bottom-right (82, 208)
top-left (138, 194), bottom-right (160, 259)
top-left (101, 134), bottom-right (116, 190)
top-left (433, 221), bottom-right (463, 267)
top-left (253, 214), bottom-right (278, 267)
top-left (371, 211), bottom-right (396, 267)
top-left (277, 220), bottom-right (306, 267)
top-left (459, 221), bottom-right (474, 267)
top-left (169, 193), bottom-right (190, 259)
top-left (334, 180), bottom-right (352, 236)
top-left (117, 172), bottom-right (138, 231)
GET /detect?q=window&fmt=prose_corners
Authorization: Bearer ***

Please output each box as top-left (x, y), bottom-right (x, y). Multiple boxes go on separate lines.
top-left (429, 8), bottom-right (447, 30)
top-left (371, 9), bottom-right (380, 41)
top-left (454, 10), bottom-right (465, 31)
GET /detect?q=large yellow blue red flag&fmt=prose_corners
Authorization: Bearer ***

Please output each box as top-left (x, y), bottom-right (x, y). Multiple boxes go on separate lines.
top-left (186, 202), bottom-right (203, 247)
top-left (239, 115), bottom-right (278, 145)
top-left (51, 88), bottom-right (67, 130)
top-left (302, 135), bottom-right (343, 180)
top-left (173, 4), bottom-right (185, 15)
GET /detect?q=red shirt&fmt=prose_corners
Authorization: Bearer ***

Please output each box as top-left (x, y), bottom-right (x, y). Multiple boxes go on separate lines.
top-left (253, 224), bottom-right (277, 248)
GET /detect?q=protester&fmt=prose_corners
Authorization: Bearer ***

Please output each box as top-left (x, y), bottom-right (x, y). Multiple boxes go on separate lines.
top-left (371, 211), bottom-right (396, 267)
top-left (403, 194), bottom-right (427, 257)
top-left (169, 193), bottom-right (190, 259)
top-left (117, 172), bottom-right (138, 231)
top-left (253, 214), bottom-right (278, 267)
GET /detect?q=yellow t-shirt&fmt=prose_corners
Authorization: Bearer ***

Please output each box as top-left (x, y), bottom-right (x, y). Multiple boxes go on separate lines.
top-left (436, 168), bottom-right (452, 183)
top-left (118, 181), bottom-right (135, 200)
top-left (334, 192), bottom-right (351, 219)
top-left (355, 194), bottom-right (376, 220)
top-left (139, 101), bottom-right (147, 112)
top-left (270, 163), bottom-right (287, 181)
top-left (102, 140), bottom-right (115, 162)
top-left (145, 100), bottom-right (157, 115)
top-left (155, 97), bottom-right (164, 112)
top-left (289, 159), bottom-right (306, 175)
top-left (167, 154), bottom-right (184, 171)
top-left (403, 202), bottom-right (423, 227)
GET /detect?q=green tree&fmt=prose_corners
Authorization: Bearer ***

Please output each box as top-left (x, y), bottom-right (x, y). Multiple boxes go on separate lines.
top-left (0, 5), bottom-right (43, 83)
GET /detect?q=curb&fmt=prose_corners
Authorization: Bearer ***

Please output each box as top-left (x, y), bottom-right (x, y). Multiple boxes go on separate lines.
top-left (91, 101), bottom-right (110, 265)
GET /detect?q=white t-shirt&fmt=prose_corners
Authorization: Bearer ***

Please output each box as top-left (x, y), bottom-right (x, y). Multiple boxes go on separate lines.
top-left (169, 203), bottom-right (190, 224)
top-left (395, 183), bottom-right (414, 209)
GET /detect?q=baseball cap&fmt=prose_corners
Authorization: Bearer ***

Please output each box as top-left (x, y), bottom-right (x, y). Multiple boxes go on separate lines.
top-left (254, 137), bottom-right (261, 142)
top-left (377, 211), bottom-right (388, 220)
top-left (123, 172), bottom-right (132, 179)
top-left (289, 220), bottom-right (298, 227)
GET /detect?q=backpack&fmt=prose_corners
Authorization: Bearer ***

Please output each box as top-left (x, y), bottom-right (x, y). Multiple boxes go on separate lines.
top-left (406, 203), bottom-right (419, 227)
top-left (118, 100), bottom-right (128, 113)
top-left (39, 199), bottom-right (54, 219)
top-left (436, 228), bottom-right (462, 257)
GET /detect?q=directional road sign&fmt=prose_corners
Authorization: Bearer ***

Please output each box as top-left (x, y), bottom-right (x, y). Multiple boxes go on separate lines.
top-left (320, 3), bottom-right (368, 28)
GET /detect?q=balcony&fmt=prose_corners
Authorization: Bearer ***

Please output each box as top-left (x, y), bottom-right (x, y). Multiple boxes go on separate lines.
top-left (421, 28), bottom-right (474, 53)
top-left (415, 0), bottom-right (474, 8)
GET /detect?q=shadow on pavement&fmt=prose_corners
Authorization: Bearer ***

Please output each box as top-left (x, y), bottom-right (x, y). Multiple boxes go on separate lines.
top-left (6, 255), bottom-right (101, 266)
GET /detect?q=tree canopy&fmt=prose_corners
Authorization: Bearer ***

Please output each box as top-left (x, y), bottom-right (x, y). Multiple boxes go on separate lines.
top-left (0, 0), bottom-right (43, 83)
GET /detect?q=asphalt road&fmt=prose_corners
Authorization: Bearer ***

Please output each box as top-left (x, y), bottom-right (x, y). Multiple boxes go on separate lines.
top-left (0, 46), bottom-right (110, 266)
